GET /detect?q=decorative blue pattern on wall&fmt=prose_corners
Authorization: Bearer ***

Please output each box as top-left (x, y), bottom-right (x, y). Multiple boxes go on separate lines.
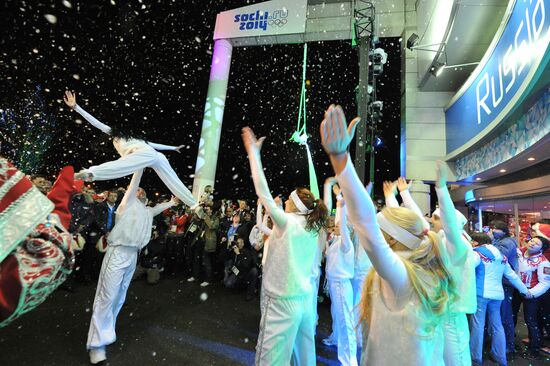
top-left (455, 87), bottom-right (550, 180)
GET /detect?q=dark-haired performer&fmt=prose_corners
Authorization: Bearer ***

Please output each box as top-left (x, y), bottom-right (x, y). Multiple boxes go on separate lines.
top-left (242, 127), bottom-right (328, 365)
top-left (63, 91), bottom-right (197, 208)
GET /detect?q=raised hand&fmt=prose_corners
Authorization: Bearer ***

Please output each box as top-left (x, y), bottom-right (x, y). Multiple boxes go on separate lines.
top-left (63, 90), bottom-right (76, 108)
top-left (383, 180), bottom-right (397, 197)
top-left (320, 105), bottom-right (361, 156)
top-left (397, 177), bottom-right (412, 192)
top-left (241, 127), bottom-right (266, 156)
top-left (435, 160), bottom-right (447, 188)
top-left (175, 145), bottom-right (185, 153)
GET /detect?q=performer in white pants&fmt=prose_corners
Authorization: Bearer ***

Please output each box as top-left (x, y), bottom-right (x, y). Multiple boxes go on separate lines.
top-left (87, 169), bottom-right (178, 364)
top-left (326, 196), bottom-right (358, 366)
top-left (242, 127), bottom-right (328, 366)
top-left (63, 91), bottom-right (197, 208)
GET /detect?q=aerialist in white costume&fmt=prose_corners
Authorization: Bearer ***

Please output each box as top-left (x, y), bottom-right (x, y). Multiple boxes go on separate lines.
top-left (320, 104), bottom-right (456, 366)
top-left (86, 169), bottom-right (179, 364)
top-left (242, 126), bottom-right (328, 366)
top-left (63, 91), bottom-right (197, 208)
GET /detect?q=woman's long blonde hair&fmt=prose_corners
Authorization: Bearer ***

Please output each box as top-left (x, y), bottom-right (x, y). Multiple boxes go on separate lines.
top-left (359, 207), bottom-right (456, 335)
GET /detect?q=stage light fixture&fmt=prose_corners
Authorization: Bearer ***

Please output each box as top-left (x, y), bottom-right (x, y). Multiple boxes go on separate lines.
top-left (430, 61), bottom-right (446, 77)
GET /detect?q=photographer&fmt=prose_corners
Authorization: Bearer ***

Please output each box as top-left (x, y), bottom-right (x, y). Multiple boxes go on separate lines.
top-left (223, 236), bottom-right (259, 301)
top-left (201, 205), bottom-right (220, 287)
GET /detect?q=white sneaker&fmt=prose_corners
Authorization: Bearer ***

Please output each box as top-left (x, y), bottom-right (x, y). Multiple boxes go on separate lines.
top-left (89, 347), bottom-right (106, 364)
top-left (187, 277), bottom-right (195, 282)
top-left (200, 281), bottom-right (210, 287)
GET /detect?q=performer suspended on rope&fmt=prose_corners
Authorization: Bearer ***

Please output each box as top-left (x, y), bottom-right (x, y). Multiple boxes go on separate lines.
top-left (63, 91), bottom-right (197, 208)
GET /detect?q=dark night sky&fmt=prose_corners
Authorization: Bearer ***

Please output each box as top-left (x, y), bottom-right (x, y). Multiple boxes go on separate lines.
top-left (0, 0), bottom-right (401, 201)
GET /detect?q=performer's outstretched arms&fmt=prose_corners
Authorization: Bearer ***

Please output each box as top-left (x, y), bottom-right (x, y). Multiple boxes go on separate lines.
top-left (64, 91), bottom-right (112, 134)
top-left (150, 196), bottom-right (179, 217)
top-left (383, 180), bottom-right (399, 208)
top-left (397, 178), bottom-right (430, 230)
top-left (434, 161), bottom-right (470, 266)
top-left (241, 127), bottom-right (287, 229)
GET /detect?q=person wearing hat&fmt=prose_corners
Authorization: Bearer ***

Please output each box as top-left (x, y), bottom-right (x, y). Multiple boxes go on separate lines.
top-left (86, 169), bottom-right (179, 364)
top-left (0, 159), bottom-right (77, 327)
top-left (513, 235), bottom-right (550, 360)
top-left (530, 221), bottom-right (550, 355)
top-left (489, 220), bottom-right (519, 358)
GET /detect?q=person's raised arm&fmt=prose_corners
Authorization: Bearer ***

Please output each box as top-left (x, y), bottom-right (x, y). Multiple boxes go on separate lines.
top-left (256, 200), bottom-right (272, 236)
top-left (241, 127), bottom-right (287, 229)
top-left (320, 105), bottom-right (408, 293)
top-left (336, 198), bottom-right (352, 253)
top-left (383, 180), bottom-right (399, 208)
top-left (147, 142), bottom-right (187, 153)
top-left (435, 161), bottom-right (470, 266)
top-left (64, 91), bottom-right (112, 134)
top-left (323, 177), bottom-right (337, 212)
top-left (150, 196), bottom-right (179, 217)
top-left (118, 169), bottom-right (144, 214)
top-left (397, 177), bottom-right (430, 230)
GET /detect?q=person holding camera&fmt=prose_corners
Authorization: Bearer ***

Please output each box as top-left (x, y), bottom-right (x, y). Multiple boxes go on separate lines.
top-left (223, 237), bottom-right (259, 301)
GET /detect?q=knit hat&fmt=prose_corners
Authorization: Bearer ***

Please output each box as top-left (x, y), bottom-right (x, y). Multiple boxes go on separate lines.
top-left (0, 158), bottom-right (54, 263)
top-left (532, 223), bottom-right (550, 240)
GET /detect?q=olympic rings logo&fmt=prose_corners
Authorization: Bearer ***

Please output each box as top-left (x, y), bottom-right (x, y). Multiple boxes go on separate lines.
top-left (268, 18), bottom-right (287, 27)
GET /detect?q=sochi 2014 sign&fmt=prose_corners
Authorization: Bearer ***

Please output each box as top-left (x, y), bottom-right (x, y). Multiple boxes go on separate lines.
top-left (445, 0), bottom-right (550, 156)
top-left (213, 0), bottom-right (307, 40)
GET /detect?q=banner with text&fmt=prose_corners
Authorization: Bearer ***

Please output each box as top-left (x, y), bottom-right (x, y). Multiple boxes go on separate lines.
top-left (445, 0), bottom-right (550, 156)
top-left (214, 0), bottom-right (307, 40)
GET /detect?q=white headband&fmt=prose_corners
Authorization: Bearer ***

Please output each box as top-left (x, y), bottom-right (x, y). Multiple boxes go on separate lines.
top-left (290, 190), bottom-right (313, 214)
top-left (377, 212), bottom-right (423, 250)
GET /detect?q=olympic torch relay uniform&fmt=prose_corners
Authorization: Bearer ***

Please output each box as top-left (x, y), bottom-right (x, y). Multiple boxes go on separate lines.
top-left (72, 104), bottom-right (196, 208)
top-left (325, 199), bottom-right (358, 366)
top-left (247, 152), bottom-right (318, 366)
top-left (516, 247), bottom-right (550, 298)
top-left (336, 156), bottom-right (444, 366)
top-left (86, 169), bottom-right (175, 350)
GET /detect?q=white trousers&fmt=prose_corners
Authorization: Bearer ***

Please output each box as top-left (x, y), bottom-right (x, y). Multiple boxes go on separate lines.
top-left (351, 275), bottom-right (366, 348)
top-left (329, 278), bottom-right (358, 366)
top-left (443, 312), bottom-right (471, 366)
top-left (86, 245), bottom-right (138, 349)
top-left (86, 148), bottom-right (196, 207)
top-left (256, 294), bottom-right (316, 366)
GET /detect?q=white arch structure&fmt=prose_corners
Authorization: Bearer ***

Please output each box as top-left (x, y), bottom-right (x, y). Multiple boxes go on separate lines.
top-left (191, 0), bottom-right (403, 197)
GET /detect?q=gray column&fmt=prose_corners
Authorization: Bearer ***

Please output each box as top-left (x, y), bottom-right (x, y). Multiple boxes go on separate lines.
top-left (409, 181), bottom-right (431, 216)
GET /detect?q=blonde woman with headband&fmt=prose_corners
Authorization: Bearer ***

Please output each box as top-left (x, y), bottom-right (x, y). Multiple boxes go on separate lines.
top-left (241, 127), bottom-right (328, 366)
top-left (320, 105), bottom-right (456, 365)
